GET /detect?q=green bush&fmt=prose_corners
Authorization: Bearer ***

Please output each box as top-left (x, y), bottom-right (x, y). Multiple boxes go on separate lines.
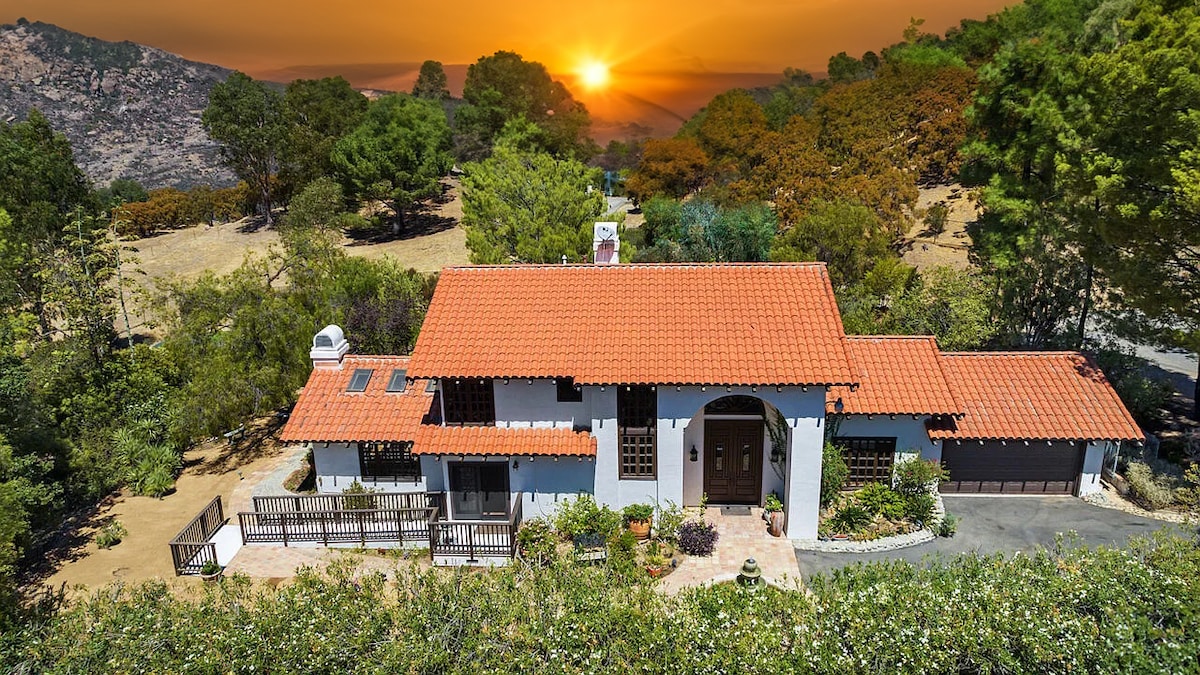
top-left (126, 443), bottom-right (182, 498)
top-left (1126, 461), bottom-right (1176, 510)
top-left (342, 481), bottom-right (378, 510)
top-left (764, 492), bottom-right (783, 512)
top-left (515, 518), bottom-right (557, 564)
top-left (828, 504), bottom-right (871, 534)
top-left (654, 501), bottom-right (685, 544)
top-left (552, 494), bottom-right (621, 540)
top-left (893, 458), bottom-right (947, 496)
top-left (937, 512), bottom-right (959, 537)
top-left (820, 442), bottom-right (848, 508)
top-left (5, 534), bottom-right (1200, 672)
top-left (855, 482), bottom-right (906, 518)
top-left (904, 492), bottom-right (936, 524)
top-left (622, 503), bottom-right (654, 523)
top-left (94, 520), bottom-right (127, 549)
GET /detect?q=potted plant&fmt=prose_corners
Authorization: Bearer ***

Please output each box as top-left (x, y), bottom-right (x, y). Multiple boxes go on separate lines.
top-left (645, 552), bottom-right (668, 578)
top-left (623, 503), bottom-right (654, 541)
top-left (764, 493), bottom-right (785, 537)
top-left (199, 559), bottom-right (222, 582)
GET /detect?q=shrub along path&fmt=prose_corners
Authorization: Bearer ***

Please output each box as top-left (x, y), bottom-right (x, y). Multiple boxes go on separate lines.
top-left (794, 495), bottom-right (1185, 578)
top-left (658, 506), bottom-right (802, 594)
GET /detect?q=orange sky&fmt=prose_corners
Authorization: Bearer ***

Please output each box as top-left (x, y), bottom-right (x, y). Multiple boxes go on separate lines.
top-left (0, 0), bottom-right (1014, 136)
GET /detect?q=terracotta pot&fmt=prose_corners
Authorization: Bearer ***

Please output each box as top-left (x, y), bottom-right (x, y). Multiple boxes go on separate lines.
top-left (199, 570), bottom-right (222, 583)
top-left (646, 565), bottom-right (667, 578)
top-left (628, 517), bottom-right (651, 540)
top-left (766, 510), bottom-right (784, 537)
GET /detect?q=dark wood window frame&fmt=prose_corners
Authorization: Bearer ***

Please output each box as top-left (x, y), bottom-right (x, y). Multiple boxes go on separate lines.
top-left (357, 441), bottom-right (421, 481)
top-left (442, 378), bottom-right (496, 426)
top-left (556, 378), bottom-right (583, 402)
top-left (618, 385), bottom-right (657, 479)
top-left (834, 436), bottom-right (898, 488)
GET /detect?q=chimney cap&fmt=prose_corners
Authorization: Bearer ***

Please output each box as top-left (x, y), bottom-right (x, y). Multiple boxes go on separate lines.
top-left (311, 324), bottom-right (349, 367)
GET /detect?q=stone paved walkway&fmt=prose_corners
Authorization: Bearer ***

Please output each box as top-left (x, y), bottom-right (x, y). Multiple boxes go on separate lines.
top-left (658, 506), bottom-right (803, 594)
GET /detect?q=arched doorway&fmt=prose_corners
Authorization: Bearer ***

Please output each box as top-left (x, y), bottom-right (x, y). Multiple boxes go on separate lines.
top-left (702, 396), bottom-right (765, 504)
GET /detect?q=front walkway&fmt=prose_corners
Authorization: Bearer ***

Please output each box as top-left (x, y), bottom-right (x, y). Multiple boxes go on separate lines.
top-left (658, 505), bottom-right (803, 594)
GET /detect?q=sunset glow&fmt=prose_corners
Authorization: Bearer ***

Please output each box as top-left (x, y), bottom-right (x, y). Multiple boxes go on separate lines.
top-left (0, 0), bottom-right (1016, 136)
top-left (577, 61), bottom-right (610, 90)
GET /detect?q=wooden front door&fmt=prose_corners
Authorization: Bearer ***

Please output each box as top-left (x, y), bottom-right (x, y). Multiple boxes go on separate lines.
top-left (703, 420), bottom-right (764, 504)
top-left (449, 463), bottom-right (509, 519)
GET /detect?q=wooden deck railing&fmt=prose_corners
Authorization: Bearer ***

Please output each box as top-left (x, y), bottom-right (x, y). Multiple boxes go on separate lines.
top-left (429, 492), bottom-right (524, 560)
top-left (251, 491), bottom-right (441, 516)
top-left (238, 508), bottom-right (436, 546)
top-left (169, 495), bottom-right (225, 576)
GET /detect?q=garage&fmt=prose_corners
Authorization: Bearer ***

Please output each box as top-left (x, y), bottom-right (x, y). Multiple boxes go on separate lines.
top-left (939, 441), bottom-right (1085, 495)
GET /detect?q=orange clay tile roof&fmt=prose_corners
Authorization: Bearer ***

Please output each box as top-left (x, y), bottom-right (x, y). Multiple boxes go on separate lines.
top-left (279, 356), bottom-right (438, 444)
top-left (406, 263), bottom-right (856, 387)
top-left (926, 352), bottom-right (1145, 442)
top-left (826, 336), bottom-right (963, 416)
top-left (412, 425), bottom-right (597, 457)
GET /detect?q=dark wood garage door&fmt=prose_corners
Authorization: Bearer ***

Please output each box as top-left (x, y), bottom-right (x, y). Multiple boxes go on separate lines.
top-left (940, 441), bottom-right (1083, 495)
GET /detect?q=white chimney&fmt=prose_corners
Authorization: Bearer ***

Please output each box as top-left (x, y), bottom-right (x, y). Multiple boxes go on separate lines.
top-left (311, 325), bottom-right (349, 369)
top-left (593, 221), bottom-right (619, 265)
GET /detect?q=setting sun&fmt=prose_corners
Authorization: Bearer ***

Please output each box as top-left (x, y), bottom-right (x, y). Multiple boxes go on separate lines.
top-left (578, 61), bottom-right (610, 90)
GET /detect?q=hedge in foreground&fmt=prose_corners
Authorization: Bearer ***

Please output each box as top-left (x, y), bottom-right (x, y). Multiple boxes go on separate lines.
top-left (3, 533), bottom-right (1198, 673)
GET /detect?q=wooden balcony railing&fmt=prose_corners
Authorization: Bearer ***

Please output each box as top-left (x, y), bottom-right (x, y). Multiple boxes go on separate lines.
top-left (429, 492), bottom-right (524, 560)
top-left (169, 495), bottom-right (225, 576)
top-left (239, 492), bottom-right (446, 547)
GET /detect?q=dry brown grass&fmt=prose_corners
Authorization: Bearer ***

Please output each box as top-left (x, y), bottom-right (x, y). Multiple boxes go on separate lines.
top-left (900, 184), bottom-right (977, 271)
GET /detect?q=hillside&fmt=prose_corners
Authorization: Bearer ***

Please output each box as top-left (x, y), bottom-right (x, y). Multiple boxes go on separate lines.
top-left (0, 19), bottom-right (235, 188)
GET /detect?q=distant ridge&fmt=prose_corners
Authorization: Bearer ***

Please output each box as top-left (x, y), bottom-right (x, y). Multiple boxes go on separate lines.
top-left (0, 19), bottom-right (236, 189)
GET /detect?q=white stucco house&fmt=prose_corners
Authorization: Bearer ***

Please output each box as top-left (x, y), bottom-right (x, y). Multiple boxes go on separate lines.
top-left (278, 260), bottom-right (1144, 554)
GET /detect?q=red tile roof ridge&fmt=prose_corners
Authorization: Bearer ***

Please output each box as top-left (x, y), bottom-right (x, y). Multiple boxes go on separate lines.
top-left (440, 262), bottom-right (831, 270)
top-left (846, 335), bottom-right (938, 341)
top-left (940, 351), bottom-right (1087, 357)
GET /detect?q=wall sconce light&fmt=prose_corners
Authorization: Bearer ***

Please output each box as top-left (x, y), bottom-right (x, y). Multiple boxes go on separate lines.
top-left (512, 459), bottom-right (519, 471)
top-left (690, 445), bottom-right (698, 462)
top-left (834, 397), bottom-right (844, 414)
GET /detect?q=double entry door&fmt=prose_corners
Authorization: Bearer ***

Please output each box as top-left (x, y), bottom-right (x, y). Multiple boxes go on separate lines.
top-left (449, 462), bottom-right (509, 519)
top-left (703, 420), bottom-right (764, 504)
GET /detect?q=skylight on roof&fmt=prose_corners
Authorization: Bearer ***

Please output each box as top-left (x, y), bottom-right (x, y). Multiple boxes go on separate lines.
top-left (347, 368), bottom-right (373, 392)
top-left (386, 369), bottom-right (408, 393)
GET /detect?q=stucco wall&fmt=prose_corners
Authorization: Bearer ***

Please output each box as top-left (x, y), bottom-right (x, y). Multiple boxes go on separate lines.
top-left (492, 379), bottom-right (591, 429)
top-left (831, 415), bottom-right (942, 463)
top-left (313, 442), bottom-right (430, 493)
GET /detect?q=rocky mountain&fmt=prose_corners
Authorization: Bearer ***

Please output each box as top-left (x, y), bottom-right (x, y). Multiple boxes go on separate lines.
top-left (0, 19), bottom-right (236, 189)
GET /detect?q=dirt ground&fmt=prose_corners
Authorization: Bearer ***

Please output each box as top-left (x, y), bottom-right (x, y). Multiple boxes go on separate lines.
top-left (37, 424), bottom-right (291, 595)
top-left (900, 184), bottom-right (976, 271)
top-left (123, 178), bottom-right (470, 335)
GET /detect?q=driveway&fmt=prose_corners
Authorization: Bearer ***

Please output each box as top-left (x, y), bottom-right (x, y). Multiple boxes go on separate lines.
top-left (795, 496), bottom-right (1190, 579)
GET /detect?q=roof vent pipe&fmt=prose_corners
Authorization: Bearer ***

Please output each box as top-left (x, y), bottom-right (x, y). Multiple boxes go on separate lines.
top-left (310, 324), bottom-right (349, 369)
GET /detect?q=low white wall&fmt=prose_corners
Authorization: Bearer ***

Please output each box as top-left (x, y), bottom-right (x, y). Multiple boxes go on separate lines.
top-left (313, 443), bottom-right (430, 493)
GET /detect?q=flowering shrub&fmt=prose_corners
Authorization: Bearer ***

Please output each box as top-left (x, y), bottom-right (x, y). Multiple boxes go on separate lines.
top-left (515, 518), bottom-right (557, 564)
top-left (677, 520), bottom-right (719, 556)
top-left (893, 458), bottom-right (947, 496)
top-left (4, 534), bottom-right (1200, 672)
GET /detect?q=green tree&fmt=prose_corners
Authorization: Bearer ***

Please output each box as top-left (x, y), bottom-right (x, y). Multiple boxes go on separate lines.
top-left (331, 94), bottom-right (452, 235)
top-left (411, 60), bottom-right (451, 100)
top-left (461, 146), bottom-right (608, 263)
top-left (886, 267), bottom-right (997, 350)
top-left (281, 76), bottom-right (369, 197)
top-left (770, 200), bottom-right (894, 288)
top-left (827, 52), bottom-right (871, 84)
top-left (455, 51), bottom-right (594, 161)
top-left (202, 72), bottom-right (288, 225)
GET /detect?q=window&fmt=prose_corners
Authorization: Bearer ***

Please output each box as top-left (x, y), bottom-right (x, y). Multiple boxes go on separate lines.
top-left (386, 369), bottom-right (408, 393)
top-left (556, 378), bottom-right (583, 402)
top-left (618, 385), bottom-right (657, 479)
top-left (442, 378), bottom-right (495, 426)
top-left (347, 369), bottom-right (373, 392)
top-left (834, 437), bottom-right (897, 487)
top-left (424, 379), bottom-right (438, 393)
top-left (357, 441), bottom-right (421, 481)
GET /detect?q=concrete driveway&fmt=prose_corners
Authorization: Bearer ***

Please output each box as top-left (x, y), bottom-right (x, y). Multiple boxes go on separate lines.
top-left (795, 496), bottom-right (1191, 579)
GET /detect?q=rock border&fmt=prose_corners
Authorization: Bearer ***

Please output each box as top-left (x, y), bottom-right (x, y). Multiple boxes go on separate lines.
top-left (1082, 481), bottom-right (1194, 524)
top-left (251, 444), bottom-right (310, 499)
top-left (794, 491), bottom-right (946, 553)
